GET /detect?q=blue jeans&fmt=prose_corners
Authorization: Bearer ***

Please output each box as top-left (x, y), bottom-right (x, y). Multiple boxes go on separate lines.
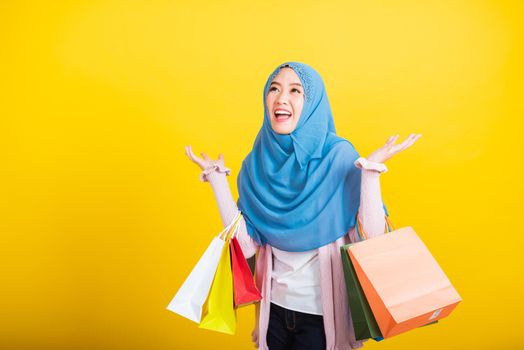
top-left (266, 302), bottom-right (326, 350)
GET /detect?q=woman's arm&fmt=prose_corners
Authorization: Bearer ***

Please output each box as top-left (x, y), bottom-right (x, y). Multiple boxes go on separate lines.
top-left (354, 157), bottom-right (388, 238)
top-left (204, 169), bottom-right (260, 258)
top-left (354, 133), bottom-right (422, 238)
top-left (185, 145), bottom-right (259, 258)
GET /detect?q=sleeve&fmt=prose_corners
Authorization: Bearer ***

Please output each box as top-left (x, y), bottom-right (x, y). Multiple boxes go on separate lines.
top-left (355, 158), bottom-right (388, 239)
top-left (354, 157), bottom-right (388, 173)
top-left (205, 170), bottom-right (260, 258)
top-left (199, 163), bottom-right (231, 182)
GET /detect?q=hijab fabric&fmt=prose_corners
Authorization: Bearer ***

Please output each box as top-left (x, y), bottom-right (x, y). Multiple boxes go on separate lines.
top-left (237, 62), bottom-right (387, 252)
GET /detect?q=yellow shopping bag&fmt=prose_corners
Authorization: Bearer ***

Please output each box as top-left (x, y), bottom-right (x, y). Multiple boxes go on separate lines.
top-left (198, 215), bottom-right (241, 335)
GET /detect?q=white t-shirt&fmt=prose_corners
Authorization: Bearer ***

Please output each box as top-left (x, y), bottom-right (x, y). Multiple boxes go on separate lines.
top-left (270, 246), bottom-right (323, 315)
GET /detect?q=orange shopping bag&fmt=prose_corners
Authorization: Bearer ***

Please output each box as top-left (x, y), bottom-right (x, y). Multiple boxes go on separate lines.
top-left (347, 213), bottom-right (462, 339)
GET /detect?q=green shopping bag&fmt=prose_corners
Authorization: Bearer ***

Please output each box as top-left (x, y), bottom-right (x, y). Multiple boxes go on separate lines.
top-left (341, 243), bottom-right (383, 341)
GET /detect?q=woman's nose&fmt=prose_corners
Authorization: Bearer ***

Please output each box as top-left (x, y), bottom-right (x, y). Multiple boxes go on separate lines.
top-left (276, 93), bottom-right (290, 104)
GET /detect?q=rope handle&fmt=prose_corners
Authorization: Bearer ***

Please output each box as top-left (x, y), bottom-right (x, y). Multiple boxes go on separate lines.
top-left (216, 211), bottom-right (238, 239)
top-left (355, 210), bottom-right (395, 241)
top-left (229, 211), bottom-right (244, 240)
top-left (218, 210), bottom-right (243, 241)
top-left (227, 212), bottom-right (242, 241)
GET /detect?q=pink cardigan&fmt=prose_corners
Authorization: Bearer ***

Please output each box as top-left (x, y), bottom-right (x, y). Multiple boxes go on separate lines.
top-left (204, 157), bottom-right (388, 350)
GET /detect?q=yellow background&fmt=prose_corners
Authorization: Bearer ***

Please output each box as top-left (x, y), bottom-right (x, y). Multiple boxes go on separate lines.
top-left (1, 0), bottom-right (522, 349)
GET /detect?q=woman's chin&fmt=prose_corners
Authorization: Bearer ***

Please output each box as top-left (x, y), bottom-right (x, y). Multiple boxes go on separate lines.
top-left (272, 127), bottom-right (292, 135)
top-left (271, 122), bottom-right (295, 134)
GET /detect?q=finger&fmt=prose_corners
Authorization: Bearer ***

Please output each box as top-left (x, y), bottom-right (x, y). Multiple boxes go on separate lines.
top-left (386, 134), bottom-right (399, 146)
top-left (403, 133), bottom-right (423, 149)
top-left (218, 153), bottom-right (224, 160)
top-left (389, 135), bottom-right (412, 153)
top-left (405, 133), bottom-right (421, 145)
top-left (185, 145), bottom-right (195, 160)
top-left (398, 133), bottom-right (416, 148)
top-left (201, 152), bottom-right (211, 161)
top-left (185, 145), bottom-right (195, 159)
top-left (186, 145), bottom-right (204, 164)
top-left (395, 134), bottom-right (420, 152)
top-left (385, 135), bottom-right (396, 146)
top-left (186, 145), bottom-right (198, 161)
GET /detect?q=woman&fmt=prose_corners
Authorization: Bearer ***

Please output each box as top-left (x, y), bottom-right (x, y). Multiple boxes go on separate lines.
top-left (185, 62), bottom-right (421, 350)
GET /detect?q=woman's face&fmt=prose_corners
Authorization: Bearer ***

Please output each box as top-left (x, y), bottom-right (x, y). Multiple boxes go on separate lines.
top-left (266, 67), bottom-right (305, 134)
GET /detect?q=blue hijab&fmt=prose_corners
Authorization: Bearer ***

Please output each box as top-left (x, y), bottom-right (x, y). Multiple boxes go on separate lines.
top-left (237, 62), bottom-right (387, 252)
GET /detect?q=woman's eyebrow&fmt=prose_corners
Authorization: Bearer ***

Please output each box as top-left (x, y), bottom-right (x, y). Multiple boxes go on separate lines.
top-left (270, 81), bottom-right (303, 87)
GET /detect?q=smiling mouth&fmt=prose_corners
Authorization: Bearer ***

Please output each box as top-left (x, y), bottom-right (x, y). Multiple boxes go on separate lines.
top-left (274, 110), bottom-right (292, 121)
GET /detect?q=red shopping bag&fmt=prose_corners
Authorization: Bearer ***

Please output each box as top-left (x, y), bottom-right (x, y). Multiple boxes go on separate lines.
top-left (230, 236), bottom-right (261, 307)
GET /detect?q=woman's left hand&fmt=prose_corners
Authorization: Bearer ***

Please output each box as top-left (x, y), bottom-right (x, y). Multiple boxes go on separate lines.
top-left (366, 133), bottom-right (422, 163)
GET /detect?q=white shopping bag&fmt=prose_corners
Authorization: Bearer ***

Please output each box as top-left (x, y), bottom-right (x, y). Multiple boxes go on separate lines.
top-left (166, 211), bottom-right (242, 323)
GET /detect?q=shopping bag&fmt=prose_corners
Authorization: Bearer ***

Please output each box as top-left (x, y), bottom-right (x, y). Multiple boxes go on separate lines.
top-left (340, 243), bottom-right (383, 341)
top-left (198, 213), bottom-right (242, 335)
top-left (342, 214), bottom-right (438, 341)
top-left (341, 213), bottom-right (395, 341)
top-left (347, 213), bottom-right (462, 339)
top-left (166, 211), bottom-right (242, 323)
top-left (230, 234), bottom-right (262, 307)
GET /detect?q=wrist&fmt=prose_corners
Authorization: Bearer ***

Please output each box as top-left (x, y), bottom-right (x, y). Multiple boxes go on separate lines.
top-left (354, 157), bottom-right (388, 173)
top-left (199, 163), bottom-right (232, 182)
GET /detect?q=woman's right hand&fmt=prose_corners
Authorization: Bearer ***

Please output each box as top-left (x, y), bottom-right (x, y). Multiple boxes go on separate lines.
top-left (251, 328), bottom-right (259, 348)
top-left (185, 145), bottom-right (226, 170)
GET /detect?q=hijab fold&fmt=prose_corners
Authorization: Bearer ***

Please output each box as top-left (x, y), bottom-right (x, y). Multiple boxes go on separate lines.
top-left (237, 62), bottom-right (387, 252)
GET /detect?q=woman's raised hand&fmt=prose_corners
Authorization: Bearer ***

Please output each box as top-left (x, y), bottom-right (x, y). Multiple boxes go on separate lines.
top-left (185, 145), bottom-right (226, 170)
top-left (366, 133), bottom-right (422, 164)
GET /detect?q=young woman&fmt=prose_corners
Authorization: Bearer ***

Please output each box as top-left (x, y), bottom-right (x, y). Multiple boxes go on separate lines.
top-left (185, 62), bottom-right (422, 350)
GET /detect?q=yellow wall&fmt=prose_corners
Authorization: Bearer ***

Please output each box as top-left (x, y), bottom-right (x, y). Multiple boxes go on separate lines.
top-left (1, 0), bottom-right (522, 349)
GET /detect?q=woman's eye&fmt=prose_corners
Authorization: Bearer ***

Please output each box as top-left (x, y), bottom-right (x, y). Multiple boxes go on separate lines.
top-left (268, 86), bottom-right (301, 93)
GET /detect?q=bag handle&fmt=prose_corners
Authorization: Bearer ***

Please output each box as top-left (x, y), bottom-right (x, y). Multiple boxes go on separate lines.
top-left (385, 214), bottom-right (395, 231)
top-left (219, 210), bottom-right (242, 241)
top-left (216, 211), bottom-right (239, 240)
top-left (226, 212), bottom-right (242, 241)
top-left (355, 210), bottom-right (395, 241)
top-left (229, 211), bottom-right (244, 240)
